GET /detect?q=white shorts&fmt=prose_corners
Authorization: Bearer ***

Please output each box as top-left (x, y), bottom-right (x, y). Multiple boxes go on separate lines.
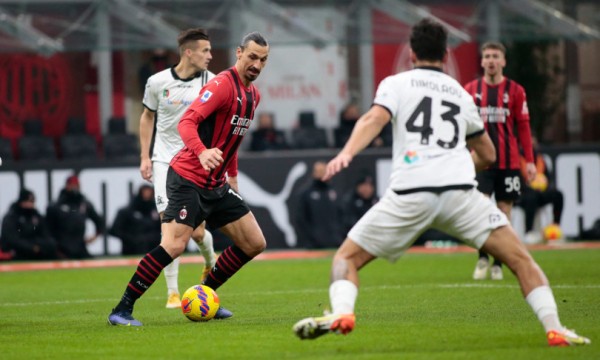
top-left (152, 161), bottom-right (169, 213)
top-left (348, 188), bottom-right (509, 262)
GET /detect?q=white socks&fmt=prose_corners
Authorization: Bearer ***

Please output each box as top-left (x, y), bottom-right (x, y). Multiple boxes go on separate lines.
top-left (163, 257), bottom-right (180, 295)
top-left (196, 230), bottom-right (216, 267)
top-left (525, 285), bottom-right (563, 332)
top-left (329, 280), bottom-right (358, 315)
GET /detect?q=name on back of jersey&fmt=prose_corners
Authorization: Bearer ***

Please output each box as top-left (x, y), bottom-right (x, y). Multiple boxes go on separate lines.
top-left (411, 79), bottom-right (462, 98)
top-left (231, 114), bottom-right (253, 136)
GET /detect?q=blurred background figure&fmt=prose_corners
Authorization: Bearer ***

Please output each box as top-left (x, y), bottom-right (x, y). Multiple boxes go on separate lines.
top-left (297, 161), bottom-right (342, 248)
top-left (110, 184), bottom-right (161, 255)
top-left (339, 173), bottom-right (378, 235)
top-left (291, 112), bottom-right (329, 150)
top-left (518, 137), bottom-right (564, 243)
top-left (46, 175), bottom-right (104, 259)
top-left (249, 112), bottom-right (289, 151)
top-left (1, 189), bottom-right (58, 260)
top-left (138, 48), bottom-right (173, 94)
top-left (334, 103), bottom-right (361, 148)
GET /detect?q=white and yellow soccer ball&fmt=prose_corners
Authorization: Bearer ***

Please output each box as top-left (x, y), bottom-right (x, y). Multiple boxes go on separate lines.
top-left (543, 223), bottom-right (563, 242)
top-left (181, 285), bottom-right (220, 321)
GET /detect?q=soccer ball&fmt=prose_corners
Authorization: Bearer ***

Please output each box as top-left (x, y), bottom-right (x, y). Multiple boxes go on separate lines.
top-left (543, 224), bottom-right (563, 242)
top-left (181, 285), bottom-right (220, 321)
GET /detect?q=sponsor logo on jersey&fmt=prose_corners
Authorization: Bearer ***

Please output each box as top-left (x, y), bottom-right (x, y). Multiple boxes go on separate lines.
top-left (166, 98), bottom-right (194, 106)
top-left (156, 195), bottom-right (164, 205)
top-left (230, 114), bottom-right (253, 136)
top-left (403, 150), bottom-right (419, 164)
top-left (478, 106), bottom-right (510, 123)
top-left (200, 90), bottom-right (213, 103)
top-left (179, 207), bottom-right (188, 220)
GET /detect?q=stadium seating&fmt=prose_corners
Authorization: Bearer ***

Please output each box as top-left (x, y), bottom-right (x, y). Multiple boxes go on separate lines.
top-left (103, 117), bottom-right (139, 161)
top-left (17, 119), bottom-right (57, 162)
top-left (0, 137), bottom-right (14, 165)
top-left (59, 118), bottom-right (98, 161)
top-left (291, 112), bottom-right (329, 149)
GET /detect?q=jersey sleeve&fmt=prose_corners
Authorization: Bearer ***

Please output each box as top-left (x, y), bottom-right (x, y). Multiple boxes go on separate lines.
top-left (462, 88), bottom-right (485, 138)
top-left (372, 76), bottom-right (401, 118)
top-left (142, 75), bottom-right (159, 111)
top-left (514, 85), bottom-right (534, 162)
top-left (178, 78), bottom-right (230, 157)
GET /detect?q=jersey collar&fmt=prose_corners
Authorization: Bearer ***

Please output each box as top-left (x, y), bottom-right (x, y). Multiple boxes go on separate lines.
top-left (170, 66), bottom-right (204, 82)
top-left (415, 66), bottom-right (443, 73)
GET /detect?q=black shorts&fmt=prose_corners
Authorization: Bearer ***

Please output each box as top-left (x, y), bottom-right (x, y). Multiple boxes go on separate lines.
top-left (162, 167), bottom-right (250, 229)
top-left (476, 169), bottom-right (523, 202)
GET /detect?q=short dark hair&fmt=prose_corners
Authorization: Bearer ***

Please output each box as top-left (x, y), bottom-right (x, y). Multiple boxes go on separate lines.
top-left (177, 28), bottom-right (209, 49)
top-left (480, 41), bottom-right (506, 55)
top-left (240, 32), bottom-right (268, 49)
top-left (409, 18), bottom-right (448, 62)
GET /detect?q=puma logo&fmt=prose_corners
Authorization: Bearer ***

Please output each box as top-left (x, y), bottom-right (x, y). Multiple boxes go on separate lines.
top-left (237, 162), bottom-right (307, 247)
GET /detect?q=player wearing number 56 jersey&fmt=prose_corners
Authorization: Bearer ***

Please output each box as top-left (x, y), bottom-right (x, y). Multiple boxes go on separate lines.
top-left (293, 18), bottom-right (589, 347)
top-left (464, 42), bottom-right (536, 281)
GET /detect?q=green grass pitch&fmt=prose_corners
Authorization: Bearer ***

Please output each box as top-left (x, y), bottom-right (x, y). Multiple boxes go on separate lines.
top-left (1, 248), bottom-right (599, 359)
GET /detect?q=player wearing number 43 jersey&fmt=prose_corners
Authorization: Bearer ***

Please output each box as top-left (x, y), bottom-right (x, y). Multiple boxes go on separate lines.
top-left (293, 18), bottom-right (590, 348)
top-left (464, 42), bottom-right (536, 281)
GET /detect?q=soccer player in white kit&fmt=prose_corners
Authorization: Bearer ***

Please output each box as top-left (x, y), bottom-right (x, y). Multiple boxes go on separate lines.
top-left (293, 19), bottom-right (589, 347)
top-left (139, 28), bottom-right (230, 317)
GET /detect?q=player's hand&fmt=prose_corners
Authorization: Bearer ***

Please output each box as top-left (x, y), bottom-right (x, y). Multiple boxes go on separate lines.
top-left (322, 153), bottom-right (353, 181)
top-left (525, 162), bottom-right (536, 183)
top-left (140, 158), bottom-right (153, 182)
top-left (199, 148), bottom-right (224, 171)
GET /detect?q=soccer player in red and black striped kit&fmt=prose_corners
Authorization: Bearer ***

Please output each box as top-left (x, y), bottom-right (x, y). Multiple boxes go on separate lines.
top-left (464, 42), bottom-right (536, 281)
top-left (108, 32), bottom-right (270, 326)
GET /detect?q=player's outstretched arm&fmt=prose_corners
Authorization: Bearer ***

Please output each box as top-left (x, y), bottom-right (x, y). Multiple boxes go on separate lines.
top-left (322, 105), bottom-right (390, 181)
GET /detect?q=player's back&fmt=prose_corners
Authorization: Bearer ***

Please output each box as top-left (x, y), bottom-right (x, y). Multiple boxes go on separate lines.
top-left (375, 68), bottom-right (484, 192)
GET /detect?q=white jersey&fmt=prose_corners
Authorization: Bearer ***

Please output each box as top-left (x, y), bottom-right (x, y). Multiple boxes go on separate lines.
top-left (143, 67), bottom-right (215, 164)
top-left (373, 67), bottom-right (484, 193)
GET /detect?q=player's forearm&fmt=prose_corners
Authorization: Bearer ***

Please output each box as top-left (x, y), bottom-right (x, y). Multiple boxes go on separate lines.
top-left (228, 176), bottom-right (239, 192)
top-left (341, 114), bottom-right (385, 157)
top-left (139, 112), bottom-right (154, 159)
top-left (178, 110), bottom-right (207, 156)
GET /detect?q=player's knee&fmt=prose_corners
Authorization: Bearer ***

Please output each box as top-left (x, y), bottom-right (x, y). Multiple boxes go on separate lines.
top-left (191, 228), bottom-right (205, 244)
top-left (246, 236), bottom-right (266, 257)
top-left (160, 234), bottom-right (190, 258)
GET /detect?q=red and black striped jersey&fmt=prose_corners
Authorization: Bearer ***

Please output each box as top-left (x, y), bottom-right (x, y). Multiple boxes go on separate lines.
top-left (464, 77), bottom-right (534, 170)
top-left (171, 66), bottom-right (261, 189)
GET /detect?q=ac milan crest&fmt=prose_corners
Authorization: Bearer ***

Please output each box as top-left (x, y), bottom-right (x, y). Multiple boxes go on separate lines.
top-left (179, 207), bottom-right (188, 220)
